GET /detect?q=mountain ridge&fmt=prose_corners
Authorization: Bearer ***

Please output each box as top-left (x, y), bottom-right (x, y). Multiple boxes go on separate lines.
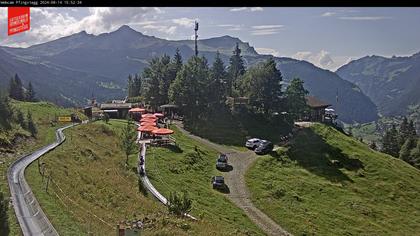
top-left (0, 25), bottom-right (378, 123)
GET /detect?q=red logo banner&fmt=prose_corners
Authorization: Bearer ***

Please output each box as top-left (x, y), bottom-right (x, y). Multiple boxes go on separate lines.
top-left (8, 7), bottom-right (30, 36)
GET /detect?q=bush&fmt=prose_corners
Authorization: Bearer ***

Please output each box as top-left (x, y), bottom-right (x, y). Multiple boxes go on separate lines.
top-left (167, 191), bottom-right (192, 217)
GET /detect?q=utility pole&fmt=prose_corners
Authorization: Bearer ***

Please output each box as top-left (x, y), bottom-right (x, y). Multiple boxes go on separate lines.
top-left (194, 21), bottom-right (199, 57)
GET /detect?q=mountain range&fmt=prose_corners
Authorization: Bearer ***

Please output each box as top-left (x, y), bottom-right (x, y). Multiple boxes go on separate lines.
top-left (0, 25), bottom-right (382, 123)
top-left (337, 53), bottom-right (420, 117)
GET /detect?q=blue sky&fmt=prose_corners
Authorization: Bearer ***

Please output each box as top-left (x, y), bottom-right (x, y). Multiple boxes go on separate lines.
top-left (1, 7), bottom-right (419, 71)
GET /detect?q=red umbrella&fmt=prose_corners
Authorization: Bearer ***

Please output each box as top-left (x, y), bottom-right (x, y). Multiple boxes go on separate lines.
top-left (129, 107), bottom-right (146, 113)
top-left (142, 114), bottom-right (157, 118)
top-left (140, 117), bottom-right (157, 122)
top-left (151, 128), bottom-right (174, 135)
top-left (140, 121), bottom-right (156, 126)
top-left (138, 126), bottom-right (158, 132)
top-left (153, 113), bottom-right (164, 117)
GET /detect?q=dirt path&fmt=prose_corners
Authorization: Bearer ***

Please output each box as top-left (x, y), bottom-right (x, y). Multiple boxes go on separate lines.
top-left (174, 122), bottom-right (291, 236)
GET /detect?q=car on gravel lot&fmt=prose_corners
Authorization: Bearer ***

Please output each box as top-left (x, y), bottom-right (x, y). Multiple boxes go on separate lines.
top-left (211, 176), bottom-right (226, 190)
top-left (245, 138), bottom-right (262, 150)
top-left (255, 140), bottom-right (274, 155)
top-left (216, 153), bottom-right (228, 170)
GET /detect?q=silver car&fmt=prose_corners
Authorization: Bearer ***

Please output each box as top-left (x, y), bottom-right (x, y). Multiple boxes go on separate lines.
top-left (245, 138), bottom-right (262, 150)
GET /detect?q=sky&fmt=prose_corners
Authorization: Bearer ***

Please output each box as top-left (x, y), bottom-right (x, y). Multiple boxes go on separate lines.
top-left (1, 7), bottom-right (420, 71)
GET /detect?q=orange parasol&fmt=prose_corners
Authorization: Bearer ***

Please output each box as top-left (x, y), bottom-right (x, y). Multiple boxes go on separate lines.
top-left (140, 117), bottom-right (157, 122)
top-left (142, 114), bottom-right (157, 118)
top-left (140, 121), bottom-right (156, 126)
top-left (129, 107), bottom-right (146, 113)
top-left (138, 126), bottom-right (158, 132)
top-left (151, 128), bottom-right (174, 135)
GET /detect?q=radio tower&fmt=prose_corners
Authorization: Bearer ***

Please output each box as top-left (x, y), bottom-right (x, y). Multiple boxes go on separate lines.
top-left (194, 21), bottom-right (199, 56)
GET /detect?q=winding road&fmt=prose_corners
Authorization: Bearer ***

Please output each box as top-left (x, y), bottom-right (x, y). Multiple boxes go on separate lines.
top-left (174, 122), bottom-right (291, 236)
top-left (7, 123), bottom-right (78, 236)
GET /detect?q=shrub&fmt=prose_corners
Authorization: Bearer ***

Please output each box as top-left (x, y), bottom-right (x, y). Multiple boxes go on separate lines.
top-left (167, 191), bottom-right (192, 217)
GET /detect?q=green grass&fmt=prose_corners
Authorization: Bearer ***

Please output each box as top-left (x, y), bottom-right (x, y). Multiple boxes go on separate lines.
top-left (246, 123), bottom-right (420, 235)
top-left (145, 125), bottom-right (264, 235)
top-left (0, 100), bottom-right (86, 236)
top-left (25, 120), bottom-right (262, 235)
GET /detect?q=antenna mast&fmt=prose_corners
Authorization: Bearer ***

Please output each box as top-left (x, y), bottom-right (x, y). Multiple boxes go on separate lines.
top-left (194, 21), bottom-right (199, 56)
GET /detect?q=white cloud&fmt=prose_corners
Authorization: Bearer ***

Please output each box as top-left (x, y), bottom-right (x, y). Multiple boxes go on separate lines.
top-left (291, 50), bottom-right (339, 70)
top-left (339, 16), bottom-right (391, 21)
top-left (252, 25), bottom-right (284, 29)
top-left (142, 25), bottom-right (177, 35)
top-left (218, 24), bottom-right (243, 31)
top-left (172, 17), bottom-right (197, 28)
top-left (250, 25), bottom-right (284, 36)
top-left (0, 7), bottom-right (164, 47)
top-left (321, 12), bottom-right (336, 17)
top-left (250, 7), bottom-right (263, 12)
top-left (230, 7), bottom-right (263, 12)
top-left (255, 47), bottom-right (280, 57)
top-left (251, 29), bottom-right (280, 35)
top-left (230, 7), bottom-right (247, 12)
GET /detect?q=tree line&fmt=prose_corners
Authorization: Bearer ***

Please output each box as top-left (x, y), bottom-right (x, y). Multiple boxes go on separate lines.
top-left (127, 44), bottom-right (309, 124)
top-left (0, 77), bottom-right (38, 138)
top-left (380, 117), bottom-right (419, 168)
top-left (8, 74), bottom-right (37, 102)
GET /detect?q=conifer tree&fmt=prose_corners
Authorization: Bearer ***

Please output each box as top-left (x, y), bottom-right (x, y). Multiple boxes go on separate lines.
top-left (9, 74), bottom-right (25, 101)
top-left (26, 81), bottom-right (36, 102)
top-left (228, 43), bottom-right (245, 96)
top-left (27, 111), bottom-right (37, 137)
top-left (382, 124), bottom-right (399, 157)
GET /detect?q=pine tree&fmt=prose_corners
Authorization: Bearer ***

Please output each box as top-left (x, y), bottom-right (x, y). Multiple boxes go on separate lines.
top-left (0, 95), bottom-right (13, 130)
top-left (285, 78), bottom-right (309, 120)
top-left (228, 43), bottom-right (245, 96)
top-left (209, 51), bottom-right (227, 107)
top-left (26, 81), bottom-right (36, 102)
top-left (9, 74), bottom-right (25, 101)
top-left (27, 111), bottom-right (38, 137)
top-left (408, 120), bottom-right (417, 137)
top-left (127, 74), bottom-right (134, 98)
top-left (16, 110), bottom-right (26, 129)
top-left (382, 124), bottom-right (399, 157)
top-left (241, 57), bottom-right (283, 114)
top-left (119, 119), bottom-right (137, 167)
top-left (172, 48), bottom-right (183, 73)
top-left (169, 56), bottom-right (210, 122)
top-left (398, 116), bottom-right (409, 147)
top-left (399, 137), bottom-right (416, 162)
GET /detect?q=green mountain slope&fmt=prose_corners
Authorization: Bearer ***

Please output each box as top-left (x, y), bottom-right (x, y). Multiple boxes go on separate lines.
top-left (246, 123), bottom-right (420, 235)
top-left (0, 25), bottom-right (378, 123)
top-left (336, 53), bottom-right (420, 117)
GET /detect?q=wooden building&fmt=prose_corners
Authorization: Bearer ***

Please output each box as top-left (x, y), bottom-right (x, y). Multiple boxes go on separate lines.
top-left (100, 103), bottom-right (132, 119)
top-left (305, 96), bottom-right (331, 122)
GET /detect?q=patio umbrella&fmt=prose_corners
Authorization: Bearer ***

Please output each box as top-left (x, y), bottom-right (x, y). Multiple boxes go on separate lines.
top-left (138, 126), bottom-right (158, 132)
top-left (153, 113), bottom-right (164, 117)
top-left (140, 121), bottom-right (156, 126)
top-left (142, 114), bottom-right (157, 118)
top-left (151, 128), bottom-right (174, 135)
top-left (129, 107), bottom-right (146, 113)
top-left (140, 117), bottom-right (157, 122)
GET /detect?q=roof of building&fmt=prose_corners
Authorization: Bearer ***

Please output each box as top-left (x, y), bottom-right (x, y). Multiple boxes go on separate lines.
top-left (306, 96), bottom-right (331, 108)
top-left (100, 103), bottom-right (132, 109)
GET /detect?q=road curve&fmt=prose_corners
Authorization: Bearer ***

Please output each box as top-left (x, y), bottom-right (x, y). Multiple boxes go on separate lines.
top-left (7, 123), bottom-right (79, 236)
top-left (174, 122), bottom-right (291, 236)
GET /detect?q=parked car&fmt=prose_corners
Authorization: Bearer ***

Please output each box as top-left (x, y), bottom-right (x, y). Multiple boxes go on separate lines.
top-left (216, 153), bottom-right (228, 170)
top-left (211, 176), bottom-right (225, 190)
top-left (245, 138), bottom-right (262, 150)
top-left (255, 140), bottom-right (274, 155)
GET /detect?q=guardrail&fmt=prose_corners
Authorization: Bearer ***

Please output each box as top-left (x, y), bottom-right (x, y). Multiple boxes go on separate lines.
top-left (7, 123), bottom-right (79, 236)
